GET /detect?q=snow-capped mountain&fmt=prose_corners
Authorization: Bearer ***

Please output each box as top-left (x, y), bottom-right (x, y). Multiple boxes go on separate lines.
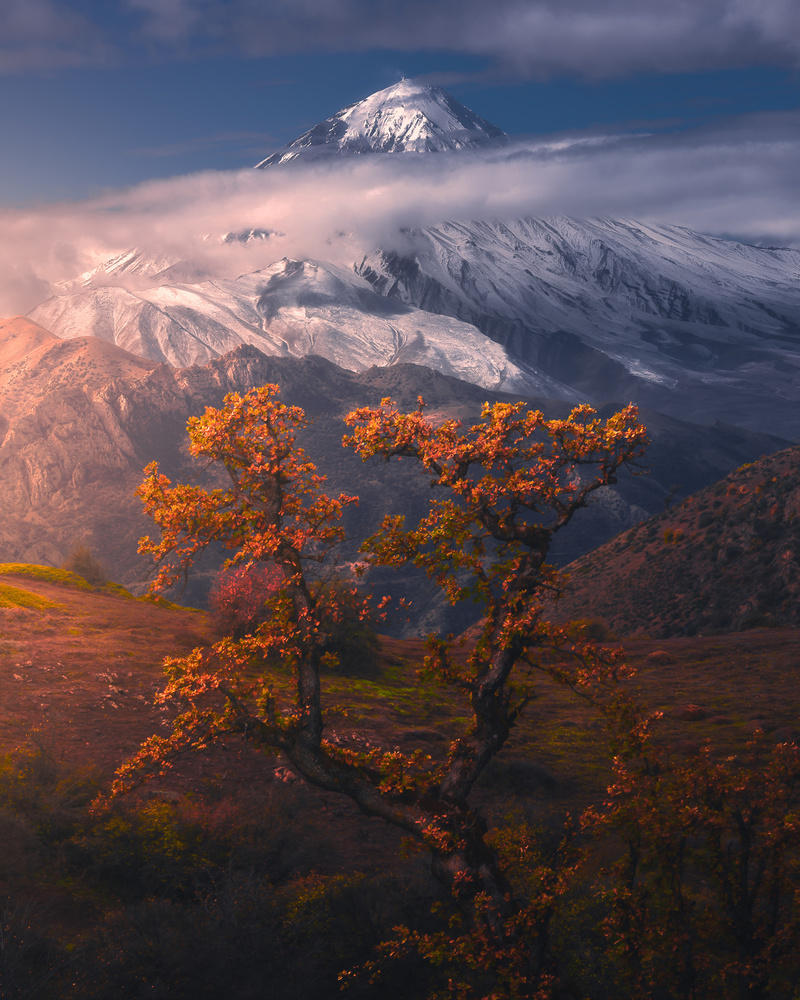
top-left (357, 217), bottom-right (800, 433)
top-left (58, 247), bottom-right (213, 292)
top-left (26, 80), bottom-right (800, 435)
top-left (30, 256), bottom-right (556, 396)
top-left (256, 79), bottom-right (506, 167)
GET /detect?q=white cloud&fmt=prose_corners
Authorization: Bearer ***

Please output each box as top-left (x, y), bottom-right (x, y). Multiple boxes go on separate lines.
top-left (1, 109), bottom-right (798, 316)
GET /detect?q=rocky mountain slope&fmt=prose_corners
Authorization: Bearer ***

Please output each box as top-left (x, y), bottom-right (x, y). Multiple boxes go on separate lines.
top-left (0, 317), bottom-right (789, 635)
top-left (357, 216), bottom-right (800, 436)
top-left (552, 445), bottom-right (800, 637)
top-left (30, 257), bottom-right (554, 397)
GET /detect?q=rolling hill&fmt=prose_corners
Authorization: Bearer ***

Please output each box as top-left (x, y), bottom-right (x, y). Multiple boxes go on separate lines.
top-left (552, 445), bottom-right (800, 637)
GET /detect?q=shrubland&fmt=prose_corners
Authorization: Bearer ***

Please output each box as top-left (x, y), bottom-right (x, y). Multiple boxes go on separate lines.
top-left (0, 387), bottom-right (798, 998)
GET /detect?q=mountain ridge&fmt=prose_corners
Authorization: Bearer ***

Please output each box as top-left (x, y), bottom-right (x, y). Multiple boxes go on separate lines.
top-left (0, 320), bottom-right (790, 635)
top-left (357, 216), bottom-right (800, 435)
top-left (29, 256), bottom-right (558, 397)
top-left (24, 81), bottom-right (800, 436)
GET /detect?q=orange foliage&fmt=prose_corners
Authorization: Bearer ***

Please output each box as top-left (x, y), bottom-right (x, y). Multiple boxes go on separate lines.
top-left (118, 386), bottom-right (658, 995)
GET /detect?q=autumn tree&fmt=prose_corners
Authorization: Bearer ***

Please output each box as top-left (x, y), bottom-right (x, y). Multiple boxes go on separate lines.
top-left (590, 733), bottom-right (800, 1000)
top-left (208, 562), bottom-right (284, 638)
top-left (121, 384), bottom-right (648, 993)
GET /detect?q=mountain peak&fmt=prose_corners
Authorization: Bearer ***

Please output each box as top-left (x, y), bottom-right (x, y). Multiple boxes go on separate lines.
top-left (255, 80), bottom-right (506, 167)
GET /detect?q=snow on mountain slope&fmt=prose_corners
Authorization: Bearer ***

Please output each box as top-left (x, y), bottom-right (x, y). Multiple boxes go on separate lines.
top-left (357, 216), bottom-right (800, 433)
top-left (256, 79), bottom-right (506, 167)
top-left (26, 81), bottom-right (800, 435)
top-left (30, 257), bottom-right (560, 397)
top-left (60, 247), bottom-right (212, 291)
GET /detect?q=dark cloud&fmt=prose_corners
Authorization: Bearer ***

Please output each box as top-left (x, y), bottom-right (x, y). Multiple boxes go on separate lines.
top-left (122, 0), bottom-right (800, 78)
top-left (0, 0), bottom-right (114, 73)
top-left (4, 1), bottom-right (799, 79)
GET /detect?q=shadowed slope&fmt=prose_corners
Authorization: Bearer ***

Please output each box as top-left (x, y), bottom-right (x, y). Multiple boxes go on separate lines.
top-left (0, 321), bottom-right (791, 634)
top-left (552, 446), bottom-right (800, 637)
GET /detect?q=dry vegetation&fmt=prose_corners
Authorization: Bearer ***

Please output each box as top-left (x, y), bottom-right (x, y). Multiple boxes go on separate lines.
top-left (1, 565), bottom-right (799, 998)
top-left (554, 446), bottom-right (800, 637)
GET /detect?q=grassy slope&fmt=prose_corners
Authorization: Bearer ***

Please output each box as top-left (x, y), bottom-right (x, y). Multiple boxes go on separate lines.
top-left (1, 564), bottom-right (798, 811)
top-left (553, 445), bottom-right (800, 637)
top-left (2, 565), bottom-right (800, 997)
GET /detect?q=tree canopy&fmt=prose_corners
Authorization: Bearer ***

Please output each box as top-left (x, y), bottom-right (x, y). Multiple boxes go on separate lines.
top-left (122, 384), bottom-right (656, 991)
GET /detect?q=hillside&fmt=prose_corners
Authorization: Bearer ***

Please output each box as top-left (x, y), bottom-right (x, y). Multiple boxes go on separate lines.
top-left (0, 320), bottom-right (790, 635)
top-left (0, 565), bottom-right (210, 772)
top-left (553, 445), bottom-right (800, 637)
top-left (2, 562), bottom-right (799, 810)
top-left (0, 316), bottom-right (155, 419)
top-left (1, 564), bottom-right (799, 998)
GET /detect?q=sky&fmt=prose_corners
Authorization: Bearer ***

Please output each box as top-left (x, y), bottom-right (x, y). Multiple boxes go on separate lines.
top-left (1, 0), bottom-right (799, 314)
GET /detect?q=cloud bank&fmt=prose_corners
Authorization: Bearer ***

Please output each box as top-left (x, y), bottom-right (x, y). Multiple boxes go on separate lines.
top-left (5, 0), bottom-right (800, 79)
top-left (125, 0), bottom-right (800, 77)
top-left (1, 109), bottom-right (798, 316)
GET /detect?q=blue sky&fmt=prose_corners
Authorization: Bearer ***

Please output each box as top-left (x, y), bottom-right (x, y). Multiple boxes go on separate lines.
top-left (1, 0), bottom-right (798, 204)
top-left (1, 1), bottom-right (799, 316)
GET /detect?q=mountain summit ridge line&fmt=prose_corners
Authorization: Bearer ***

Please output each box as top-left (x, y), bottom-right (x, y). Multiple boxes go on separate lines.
top-left (255, 79), bottom-right (507, 167)
top-left (24, 78), bottom-right (800, 436)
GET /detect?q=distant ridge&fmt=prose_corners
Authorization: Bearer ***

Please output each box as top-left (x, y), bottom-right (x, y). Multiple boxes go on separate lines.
top-left (0, 329), bottom-right (788, 630)
top-left (0, 315), bottom-right (155, 419)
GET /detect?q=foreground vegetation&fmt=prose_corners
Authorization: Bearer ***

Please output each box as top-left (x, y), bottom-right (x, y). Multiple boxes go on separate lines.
top-left (125, 384), bottom-right (654, 994)
top-left (1, 377), bottom-right (799, 998)
top-left (0, 568), bottom-right (798, 997)
top-left (1, 628), bottom-right (799, 1000)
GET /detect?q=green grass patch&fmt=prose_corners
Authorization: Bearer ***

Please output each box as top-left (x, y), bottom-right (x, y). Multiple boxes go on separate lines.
top-left (0, 584), bottom-right (63, 611)
top-left (0, 563), bottom-right (93, 591)
top-left (138, 594), bottom-right (202, 612)
top-left (323, 670), bottom-right (454, 724)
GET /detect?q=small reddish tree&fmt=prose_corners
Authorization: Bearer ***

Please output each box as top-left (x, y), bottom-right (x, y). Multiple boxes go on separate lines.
top-left (120, 385), bottom-right (648, 993)
top-left (208, 562), bottom-right (284, 638)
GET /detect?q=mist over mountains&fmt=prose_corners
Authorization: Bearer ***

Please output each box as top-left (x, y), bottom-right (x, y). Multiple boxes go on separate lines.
top-left (4, 80), bottom-right (799, 632)
top-left (27, 82), bottom-right (800, 438)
